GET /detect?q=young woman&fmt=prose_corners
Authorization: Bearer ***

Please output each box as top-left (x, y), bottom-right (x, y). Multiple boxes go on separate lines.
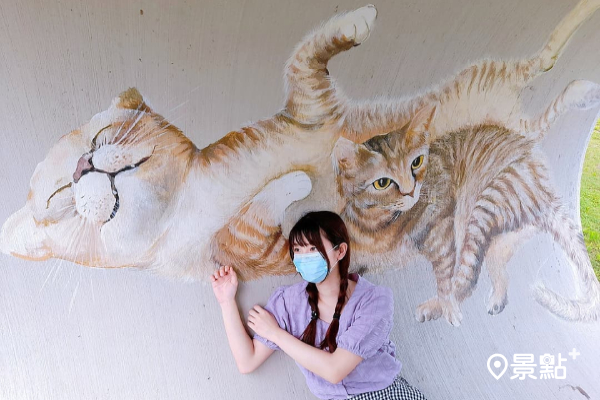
top-left (210, 211), bottom-right (428, 400)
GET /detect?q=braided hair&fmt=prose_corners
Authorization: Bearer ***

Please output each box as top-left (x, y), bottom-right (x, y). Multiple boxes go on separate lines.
top-left (288, 211), bottom-right (351, 353)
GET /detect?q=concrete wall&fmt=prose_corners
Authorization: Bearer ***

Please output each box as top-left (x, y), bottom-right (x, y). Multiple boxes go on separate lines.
top-left (1, 0), bottom-right (599, 399)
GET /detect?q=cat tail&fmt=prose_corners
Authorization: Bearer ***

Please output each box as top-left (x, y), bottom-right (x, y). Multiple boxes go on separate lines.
top-left (483, 0), bottom-right (600, 100)
top-left (518, 80), bottom-right (600, 141)
top-left (283, 5), bottom-right (377, 125)
top-left (512, 0), bottom-right (600, 88)
top-left (534, 0), bottom-right (600, 74)
top-left (533, 206), bottom-right (600, 322)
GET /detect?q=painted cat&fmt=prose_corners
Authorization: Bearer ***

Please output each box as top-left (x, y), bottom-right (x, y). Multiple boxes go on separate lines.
top-left (286, 0), bottom-right (600, 325)
top-left (323, 0), bottom-right (600, 326)
top-left (334, 88), bottom-right (600, 326)
top-left (0, 5), bottom-right (382, 282)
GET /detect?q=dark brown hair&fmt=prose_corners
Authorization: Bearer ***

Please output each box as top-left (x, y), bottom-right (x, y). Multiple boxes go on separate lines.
top-left (288, 211), bottom-right (351, 353)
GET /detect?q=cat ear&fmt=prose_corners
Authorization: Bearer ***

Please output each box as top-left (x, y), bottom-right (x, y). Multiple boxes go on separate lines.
top-left (0, 205), bottom-right (51, 260)
top-left (407, 103), bottom-right (437, 136)
top-left (110, 87), bottom-right (153, 112)
top-left (332, 137), bottom-right (360, 174)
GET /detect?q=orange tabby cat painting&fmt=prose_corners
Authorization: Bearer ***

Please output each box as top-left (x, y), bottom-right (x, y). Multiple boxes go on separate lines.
top-left (2, 0), bottom-right (600, 328)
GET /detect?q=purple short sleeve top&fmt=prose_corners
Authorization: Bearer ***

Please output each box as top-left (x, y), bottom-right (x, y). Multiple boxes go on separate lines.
top-left (253, 273), bottom-right (402, 399)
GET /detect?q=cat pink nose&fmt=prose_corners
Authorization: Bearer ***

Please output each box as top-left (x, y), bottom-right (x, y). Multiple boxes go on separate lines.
top-left (73, 153), bottom-right (93, 183)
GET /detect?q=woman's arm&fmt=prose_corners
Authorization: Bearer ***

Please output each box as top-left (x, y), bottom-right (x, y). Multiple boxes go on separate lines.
top-left (274, 329), bottom-right (362, 384)
top-left (249, 305), bottom-right (363, 384)
top-left (211, 266), bottom-right (275, 374)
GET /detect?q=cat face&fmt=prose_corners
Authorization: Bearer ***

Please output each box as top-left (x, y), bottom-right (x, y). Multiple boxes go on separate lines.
top-left (0, 88), bottom-right (196, 266)
top-left (334, 105), bottom-right (436, 227)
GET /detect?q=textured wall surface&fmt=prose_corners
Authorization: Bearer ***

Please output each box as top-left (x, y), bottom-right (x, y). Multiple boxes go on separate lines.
top-left (1, 0), bottom-right (599, 399)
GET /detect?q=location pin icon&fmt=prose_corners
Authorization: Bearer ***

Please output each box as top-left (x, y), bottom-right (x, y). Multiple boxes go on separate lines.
top-left (487, 354), bottom-right (508, 380)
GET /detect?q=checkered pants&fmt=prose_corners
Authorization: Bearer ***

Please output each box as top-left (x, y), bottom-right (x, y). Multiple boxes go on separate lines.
top-left (345, 375), bottom-right (428, 400)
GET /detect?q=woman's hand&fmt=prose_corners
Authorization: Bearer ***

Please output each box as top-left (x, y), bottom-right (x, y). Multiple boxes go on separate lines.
top-left (248, 305), bottom-right (282, 342)
top-left (210, 265), bottom-right (238, 305)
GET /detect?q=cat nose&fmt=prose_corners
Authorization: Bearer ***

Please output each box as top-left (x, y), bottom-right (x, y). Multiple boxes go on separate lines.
top-left (73, 153), bottom-right (93, 183)
top-left (397, 176), bottom-right (415, 197)
top-left (399, 185), bottom-right (415, 198)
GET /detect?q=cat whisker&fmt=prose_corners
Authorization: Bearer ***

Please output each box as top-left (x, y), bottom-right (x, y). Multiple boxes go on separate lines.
top-left (68, 270), bottom-right (80, 317)
top-left (125, 125), bottom-right (162, 147)
top-left (91, 220), bottom-right (101, 267)
top-left (89, 272), bottom-right (95, 304)
top-left (163, 98), bottom-right (191, 117)
top-left (64, 219), bottom-right (86, 290)
top-left (70, 221), bottom-right (93, 314)
top-left (112, 102), bottom-right (146, 147)
top-left (84, 219), bottom-right (93, 267)
top-left (53, 217), bottom-right (85, 286)
top-left (87, 220), bottom-right (103, 265)
top-left (40, 257), bottom-right (60, 294)
top-left (153, 142), bottom-right (187, 153)
top-left (144, 127), bottom-right (180, 143)
top-left (111, 104), bottom-right (144, 147)
top-left (122, 124), bottom-right (163, 147)
top-left (155, 82), bottom-right (201, 120)
top-left (99, 221), bottom-right (112, 262)
top-left (128, 113), bottom-right (188, 146)
top-left (115, 108), bottom-right (146, 147)
top-left (124, 99), bottom-right (190, 146)
top-left (50, 217), bottom-right (81, 285)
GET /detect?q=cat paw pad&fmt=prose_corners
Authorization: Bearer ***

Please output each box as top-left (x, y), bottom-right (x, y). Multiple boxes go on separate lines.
top-left (338, 5), bottom-right (377, 45)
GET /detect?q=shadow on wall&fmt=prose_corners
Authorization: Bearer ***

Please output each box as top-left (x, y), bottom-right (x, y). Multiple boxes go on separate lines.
top-left (1, 0), bottom-right (600, 328)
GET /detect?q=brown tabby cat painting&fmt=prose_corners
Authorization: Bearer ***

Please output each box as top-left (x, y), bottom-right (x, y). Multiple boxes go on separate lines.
top-left (1, 0), bottom-right (600, 327)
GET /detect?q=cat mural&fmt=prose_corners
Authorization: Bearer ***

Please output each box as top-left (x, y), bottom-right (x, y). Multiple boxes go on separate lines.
top-left (1, 1), bottom-right (600, 326)
top-left (0, 6), bottom-right (381, 282)
top-left (284, 0), bottom-right (600, 326)
top-left (334, 104), bottom-right (600, 326)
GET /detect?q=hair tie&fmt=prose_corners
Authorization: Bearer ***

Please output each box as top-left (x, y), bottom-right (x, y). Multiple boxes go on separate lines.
top-left (311, 311), bottom-right (318, 321)
top-left (333, 312), bottom-right (341, 320)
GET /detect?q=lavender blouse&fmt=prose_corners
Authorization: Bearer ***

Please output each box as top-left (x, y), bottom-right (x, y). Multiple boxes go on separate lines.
top-left (253, 273), bottom-right (402, 400)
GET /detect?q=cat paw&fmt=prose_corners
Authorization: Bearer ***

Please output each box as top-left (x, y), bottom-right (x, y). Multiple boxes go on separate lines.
top-left (338, 5), bottom-right (377, 45)
top-left (486, 287), bottom-right (508, 315)
top-left (415, 297), bottom-right (443, 322)
top-left (416, 296), bottom-right (463, 326)
top-left (279, 170), bottom-right (313, 203)
top-left (259, 171), bottom-right (312, 213)
top-left (442, 296), bottom-right (463, 327)
top-left (564, 80), bottom-right (600, 110)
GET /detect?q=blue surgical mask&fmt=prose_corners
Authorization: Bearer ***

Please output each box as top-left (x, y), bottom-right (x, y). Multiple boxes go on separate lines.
top-left (293, 245), bottom-right (340, 284)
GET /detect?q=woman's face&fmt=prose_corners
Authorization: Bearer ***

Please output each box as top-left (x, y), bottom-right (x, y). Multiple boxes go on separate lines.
top-left (291, 232), bottom-right (345, 271)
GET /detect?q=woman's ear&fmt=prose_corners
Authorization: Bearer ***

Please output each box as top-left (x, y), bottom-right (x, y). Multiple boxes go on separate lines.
top-left (338, 242), bottom-right (348, 260)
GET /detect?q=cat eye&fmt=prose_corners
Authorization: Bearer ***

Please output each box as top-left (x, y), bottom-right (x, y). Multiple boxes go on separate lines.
top-left (46, 182), bottom-right (72, 209)
top-left (373, 178), bottom-right (392, 190)
top-left (411, 155), bottom-right (424, 170)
